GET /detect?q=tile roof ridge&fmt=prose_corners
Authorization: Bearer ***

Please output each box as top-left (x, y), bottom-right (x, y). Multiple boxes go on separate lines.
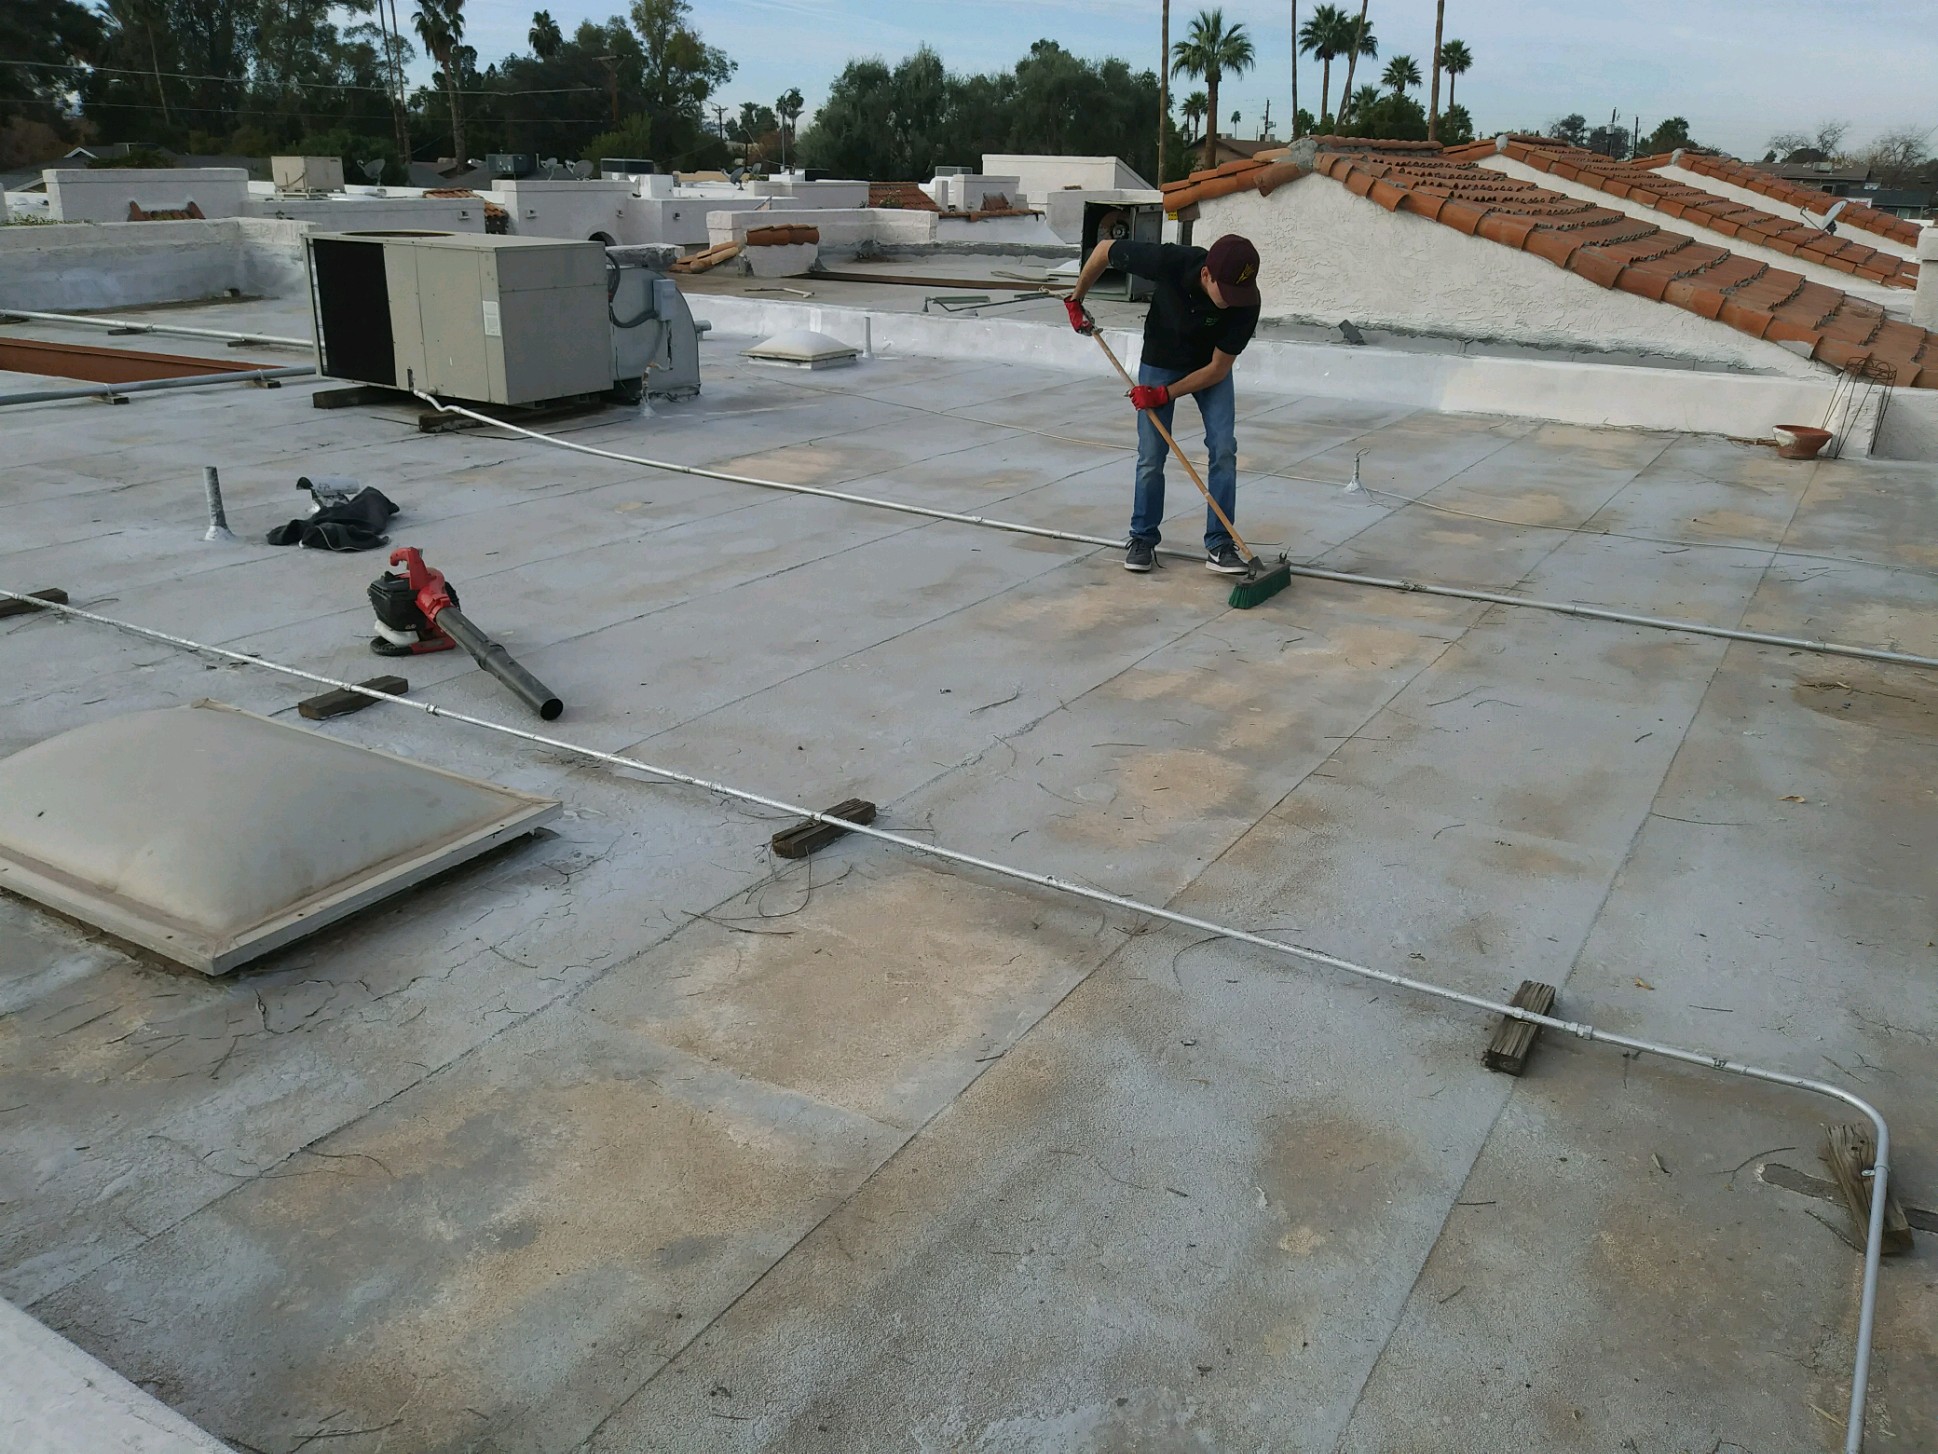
top-left (1284, 151), bottom-right (1935, 386)
top-left (1664, 151), bottom-right (1921, 247)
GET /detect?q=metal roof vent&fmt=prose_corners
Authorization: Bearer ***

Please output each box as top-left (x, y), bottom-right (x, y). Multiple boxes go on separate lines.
top-left (742, 329), bottom-right (860, 369)
top-left (0, 701), bottom-right (558, 975)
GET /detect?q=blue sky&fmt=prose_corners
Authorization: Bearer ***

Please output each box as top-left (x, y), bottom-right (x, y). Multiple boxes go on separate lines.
top-left (452, 0), bottom-right (1937, 160)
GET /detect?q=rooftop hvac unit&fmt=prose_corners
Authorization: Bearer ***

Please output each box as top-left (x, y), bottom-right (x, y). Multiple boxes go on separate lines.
top-left (601, 157), bottom-right (656, 177)
top-left (305, 232), bottom-right (616, 406)
top-left (1080, 201), bottom-right (1163, 302)
top-left (272, 155), bottom-right (345, 194)
top-left (486, 152), bottom-right (535, 179)
top-left (933, 165), bottom-right (970, 177)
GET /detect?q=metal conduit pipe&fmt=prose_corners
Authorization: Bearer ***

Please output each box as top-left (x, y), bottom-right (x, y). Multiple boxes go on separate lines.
top-left (0, 308), bottom-right (312, 351)
top-left (412, 393), bottom-right (1938, 676)
top-left (0, 366), bottom-right (315, 408)
top-left (0, 584), bottom-right (1893, 1454)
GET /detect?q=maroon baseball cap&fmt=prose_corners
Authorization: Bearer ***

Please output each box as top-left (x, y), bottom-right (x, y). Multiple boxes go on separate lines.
top-left (1204, 234), bottom-right (1261, 307)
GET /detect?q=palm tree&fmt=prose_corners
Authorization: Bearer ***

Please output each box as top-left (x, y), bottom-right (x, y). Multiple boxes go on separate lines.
top-left (1181, 89), bottom-right (1207, 143)
top-left (1298, 3), bottom-right (1347, 129)
top-left (1381, 54), bottom-right (1420, 96)
top-left (413, 0), bottom-right (467, 162)
top-left (776, 86), bottom-right (803, 169)
top-left (1343, 83), bottom-right (1379, 127)
top-left (1335, 0), bottom-right (1376, 125)
top-left (528, 9), bottom-right (561, 58)
top-left (1172, 8), bottom-right (1256, 169)
top-left (1439, 38), bottom-right (1471, 111)
top-left (1426, 0), bottom-right (1444, 138)
top-left (1288, 0), bottom-right (1297, 136)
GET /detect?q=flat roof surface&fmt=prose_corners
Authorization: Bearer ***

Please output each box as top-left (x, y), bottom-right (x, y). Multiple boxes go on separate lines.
top-left (2, 295), bottom-right (1935, 1452)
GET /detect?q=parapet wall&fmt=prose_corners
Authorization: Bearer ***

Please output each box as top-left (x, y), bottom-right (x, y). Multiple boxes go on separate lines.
top-left (0, 218), bottom-right (309, 311)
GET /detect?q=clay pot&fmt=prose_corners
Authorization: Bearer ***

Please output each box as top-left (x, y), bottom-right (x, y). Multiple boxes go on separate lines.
top-left (1773, 424), bottom-right (1832, 460)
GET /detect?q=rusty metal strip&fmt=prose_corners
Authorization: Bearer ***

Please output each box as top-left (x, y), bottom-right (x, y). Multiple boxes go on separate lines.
top-left (0, 337), bottom-right (273, 384)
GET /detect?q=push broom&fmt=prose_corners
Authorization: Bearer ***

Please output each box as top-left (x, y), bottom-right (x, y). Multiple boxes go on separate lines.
top-left (1092, 331), bottom-right (1292, 610)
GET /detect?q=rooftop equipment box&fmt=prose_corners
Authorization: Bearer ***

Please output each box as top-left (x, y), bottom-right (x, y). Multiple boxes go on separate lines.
top-left (272, 155), bottom-right (345, 193)
top-left (305, 231), bottom-right (612, 406)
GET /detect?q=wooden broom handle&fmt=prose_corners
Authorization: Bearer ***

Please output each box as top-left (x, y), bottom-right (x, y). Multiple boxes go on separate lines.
top-left (1090, 331), bottom-right (1254, 560)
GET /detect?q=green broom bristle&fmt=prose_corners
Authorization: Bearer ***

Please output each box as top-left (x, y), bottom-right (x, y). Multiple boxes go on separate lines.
top-left (1227, 559), bottom-right (1292, 610)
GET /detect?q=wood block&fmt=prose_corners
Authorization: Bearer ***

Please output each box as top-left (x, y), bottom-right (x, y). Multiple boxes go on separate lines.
top-left (1483, 980), bottom-right (1557, 1076)
top-left (1823, 1123), bottom-right (1913, 1256)
top-left (771, 798), bottom-right (877, 859)
top-left (312, 384), bottom-right (394, 410)
top-left (297, 675), bottom-right (408, 720)
top-left (0, 588), bottom-right (68, 619)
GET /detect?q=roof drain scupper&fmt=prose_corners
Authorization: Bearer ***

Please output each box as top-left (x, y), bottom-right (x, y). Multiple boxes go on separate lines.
top-left (0, 585), bottom-right (1894, 1454)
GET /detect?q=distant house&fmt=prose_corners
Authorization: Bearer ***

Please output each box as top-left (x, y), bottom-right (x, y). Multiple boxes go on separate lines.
top-left (1755, 160), bottom-right (1873, 196)
top-left (1861, 186), bottom-right (1934, 219)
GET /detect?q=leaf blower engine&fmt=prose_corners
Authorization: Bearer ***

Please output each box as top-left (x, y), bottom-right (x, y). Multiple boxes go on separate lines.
top-left (368, 547), bottom-right (564, 720)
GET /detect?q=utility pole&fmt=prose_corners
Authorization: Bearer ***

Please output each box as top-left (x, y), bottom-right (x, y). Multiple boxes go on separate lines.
top-left (594, 55), bottom-right (618, 125)
top-left (384, 0), bottom-right (411, 171)
top-left (1289, 0), bottom-right (1299, 139)
top-left (1427, 0), bottom-right (1444, 140)
top-left (1159, 0), bottom-right (1171, 182)
top-left (1261, 98), bottom-right (1272, 141)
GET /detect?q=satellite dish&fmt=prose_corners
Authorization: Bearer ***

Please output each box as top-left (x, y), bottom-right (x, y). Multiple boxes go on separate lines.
top-left (1817, 198), bottom-right (1849, 236)
top-left (540, 156), bottom-right (562, 178)
top-left (569, 160), bottom-right (593, 180)
top-left (360, 158), bottom-right (386, 183)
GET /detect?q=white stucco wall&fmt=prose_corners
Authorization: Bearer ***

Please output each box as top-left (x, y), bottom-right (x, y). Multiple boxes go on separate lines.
top-left (1, 1296), bottom-right (232, 1453)
top-left (693, 294), bottom-right (1938, 458)
top-left (0, 218), bottom-right (308, 311)
top-left (745, 178), bottom-right (870, 209)
top-left (705, 207), bottom-right (935, 253)
top-left (1199, 174), bottom-right (1822, 380)
top-left (1651, 164), bottom-right (1918, 262)
top-left (1477, 154), bottom-right (1907, 316)
top-left (1913, 229), bottom-right (1938, 328)
top-left (248, 196), bottom-right (483, 233)
top-left (45, 168), bottom-right (251, 223)
top-left (496, 178), bottom-right (638, 242)
top-left (983, 155), bottom-right (1154, 199)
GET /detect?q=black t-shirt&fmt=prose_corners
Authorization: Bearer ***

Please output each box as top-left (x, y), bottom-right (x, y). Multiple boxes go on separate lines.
top-left (1108, 240), bottom-right (1260, 372)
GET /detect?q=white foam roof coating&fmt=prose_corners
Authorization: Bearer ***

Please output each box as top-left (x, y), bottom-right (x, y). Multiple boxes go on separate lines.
top-left (0, 701), bottom-right (559, 975)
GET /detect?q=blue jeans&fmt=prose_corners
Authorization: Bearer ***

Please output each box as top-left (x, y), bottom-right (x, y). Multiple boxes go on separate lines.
top-left (1131, 363), bottom-right (1237, 553)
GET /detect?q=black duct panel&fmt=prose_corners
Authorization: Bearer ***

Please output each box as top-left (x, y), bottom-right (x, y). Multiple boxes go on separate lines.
top-left (310, 238), bottom-right (395, 387)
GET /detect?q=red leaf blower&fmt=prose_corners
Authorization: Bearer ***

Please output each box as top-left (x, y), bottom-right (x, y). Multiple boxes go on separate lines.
top-left (368, 547), bottom-right (564, 721)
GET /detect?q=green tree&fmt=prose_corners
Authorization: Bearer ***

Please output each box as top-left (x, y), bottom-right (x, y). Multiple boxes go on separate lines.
top-left (587, 115), bottom-right (654, 164)
top-left (529, 10), bottom-right (562, 58)
top-left (1548, 112), bottom-right (1586, 147)
top-left (412, 0), bottom-right (467, 160)
top-left (1639, 116), bottom-right (1691, 155)
top-left (1182, 89), bottom-right (1207, 142)
top-left (1352, 89), bottom-right (1425, 140)
top-left (1334, 0), bottom-right (1375, 126)
top-left (629, 0), bottom-right (735, 168)
top-left (1343, 83), bottom-right (1380, 128)
top-left (1437, 37), bottom-right (1470, 112)
top-left (1171, 8), bottom-right (1254, 166)
top-left (1297, 4), bottom-right (1346, 130)
top-left (775, 85), bottom-right (803, 167)
top-left (1438, 102), bottom-right (1472, 145)
top-left (1381, 54), bottom-right (1419, 95)
top-left (1, 0), bottom-right (103, 130)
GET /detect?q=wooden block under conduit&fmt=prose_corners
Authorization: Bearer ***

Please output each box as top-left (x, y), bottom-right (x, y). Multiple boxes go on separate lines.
top-left (1823, 1123), bottom-right (1913, 1256)
top-left (771, 798), bottom-right (877, 859)
top-left (0, 588), bottom-right (67, 618)
top-left (1484, 980), bottom-right (1557, 1076)
top-left (297, 675), bottom-right (408, 720)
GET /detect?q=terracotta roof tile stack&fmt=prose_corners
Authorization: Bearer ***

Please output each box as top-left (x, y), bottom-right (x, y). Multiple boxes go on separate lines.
top-left (1306, 150), bottom-right (1933, 387)
top-left (1669, 152), bottom-right (1922, 248)
top-left (1488, 140), bottom-right (1917, 289)
top-left (868, 182), bottom-right (940, 212)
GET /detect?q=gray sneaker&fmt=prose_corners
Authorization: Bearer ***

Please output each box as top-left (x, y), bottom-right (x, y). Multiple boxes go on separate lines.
top-left (1124, 539), bottom-right (1155, 572)
top-left (1205, 544), bottom-right (1248, 575)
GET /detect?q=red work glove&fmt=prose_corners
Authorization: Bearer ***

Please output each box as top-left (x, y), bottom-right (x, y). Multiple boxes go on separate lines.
top-left (1063, 296), bottom-right (1096, 335)
top-left (1128, 383), bottom-right (1171, 411)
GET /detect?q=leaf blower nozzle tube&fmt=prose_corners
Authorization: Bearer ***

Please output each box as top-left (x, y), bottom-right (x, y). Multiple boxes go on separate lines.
top-left (436, 606), bottom-right (564, 720)
top-left (372, 547), bottom-right (564, 720)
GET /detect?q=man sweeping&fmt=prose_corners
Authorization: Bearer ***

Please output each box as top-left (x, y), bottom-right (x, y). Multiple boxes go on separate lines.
top-left (1065, 233), bottom-right (1263, 576)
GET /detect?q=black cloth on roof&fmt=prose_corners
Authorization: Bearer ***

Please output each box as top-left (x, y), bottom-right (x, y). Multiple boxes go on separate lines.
top-left (266, 487), bottom-right (399, 552)
top-left (1107, 239), bottom-right (1261, 372)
